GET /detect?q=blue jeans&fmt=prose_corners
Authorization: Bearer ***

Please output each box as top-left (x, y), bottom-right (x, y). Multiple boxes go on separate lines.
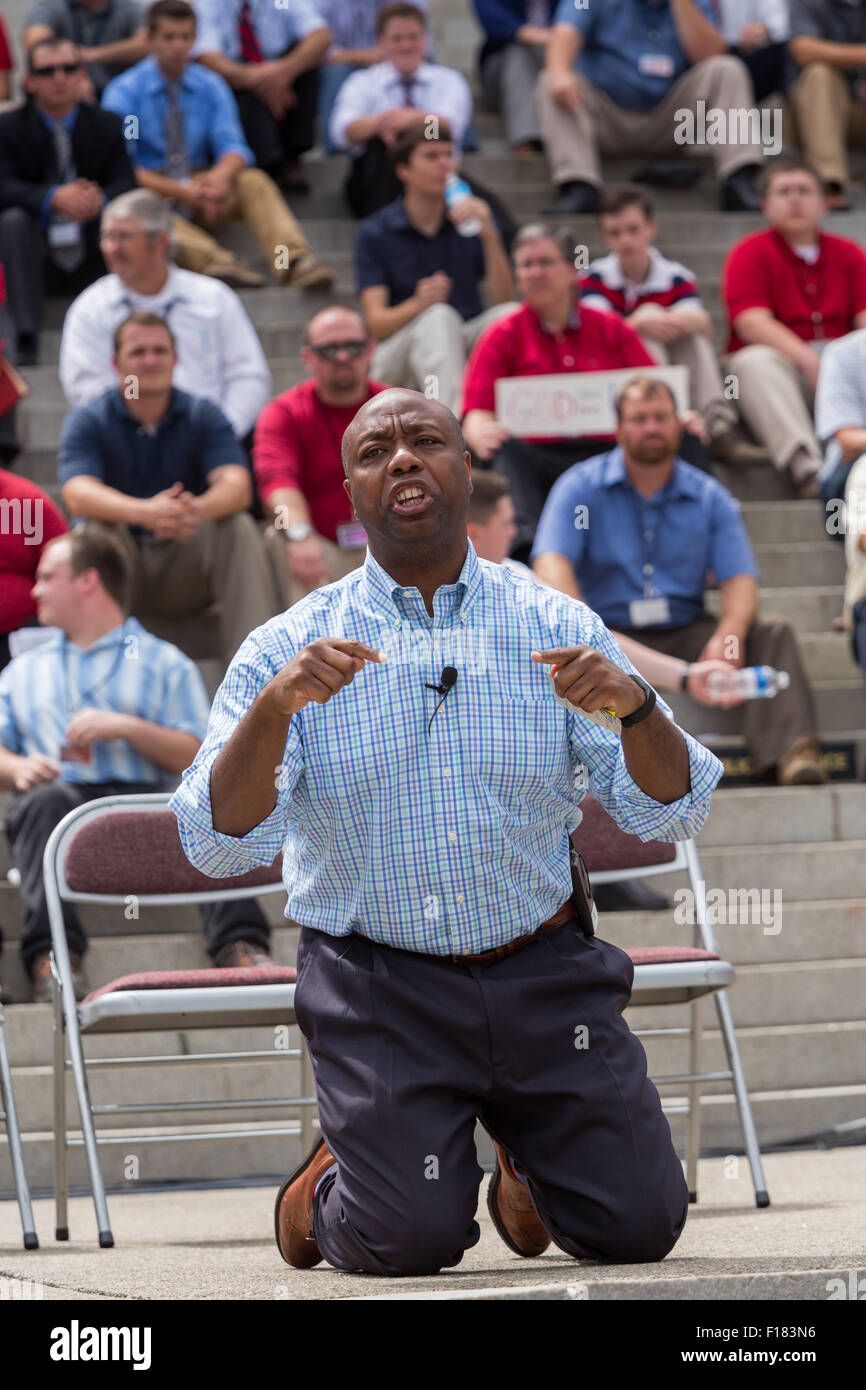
top-left (852, 600), bottom-right (866, 697)
top-left (318, 61), bottom-right (355, 153)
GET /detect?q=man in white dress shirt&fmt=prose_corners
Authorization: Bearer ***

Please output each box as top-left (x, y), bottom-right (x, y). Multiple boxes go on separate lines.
top-left (330, 1), bottom-right (473, 219)
top-left (59, 189), bottom-right (271, 442)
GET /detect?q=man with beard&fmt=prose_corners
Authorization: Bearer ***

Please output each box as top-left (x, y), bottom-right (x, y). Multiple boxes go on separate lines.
top-left (532, 376), bottom-right (825, 785)
top-left (171, 386), bottom-right (724, 1276)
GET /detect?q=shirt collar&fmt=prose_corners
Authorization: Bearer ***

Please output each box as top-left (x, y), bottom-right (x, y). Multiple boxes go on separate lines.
top-left (37, 105), bottom-right (79, 133)
top-left (600, 245), bottom-right (664, 293)
top-left (532, 291), bottom-right (582, 335)
top-left (361, 539), bottom-right (483, 624)
top-left (110, 264), bottom-right (188, 310)
top-left (382, 61), bottom-right (432, 88)
top-left (601, 446), bottom-right (703, 498)
top-left (771, 226), bottom-right (828, 263)
top-left (140, 54), bottom-right (198, 96)
top-left (109, 385), bottom-right (182, 425)
top-left (63, 614), bottom-right (138, 658)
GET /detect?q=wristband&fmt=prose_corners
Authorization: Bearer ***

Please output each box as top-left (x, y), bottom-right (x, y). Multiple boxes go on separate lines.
top-left (680, 663), bottom-right (692, 692)
top-left (620, 674), bottom-right (657, 728)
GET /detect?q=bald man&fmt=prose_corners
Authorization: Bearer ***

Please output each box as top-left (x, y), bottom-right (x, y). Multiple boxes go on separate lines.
top-left (253, 306), bottom-right (388, 608)
top-left (172, 388), bottom-right (724, 1278)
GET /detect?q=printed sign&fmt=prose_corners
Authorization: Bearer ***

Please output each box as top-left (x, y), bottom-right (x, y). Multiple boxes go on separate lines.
top-left (494, 365), bottom-right (689, 438)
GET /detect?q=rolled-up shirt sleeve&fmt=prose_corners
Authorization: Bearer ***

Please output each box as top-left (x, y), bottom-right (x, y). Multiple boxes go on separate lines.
top-left (558, 603), bottom-right (723, 842)
top-left (170, 627), bottom-right (304, 875)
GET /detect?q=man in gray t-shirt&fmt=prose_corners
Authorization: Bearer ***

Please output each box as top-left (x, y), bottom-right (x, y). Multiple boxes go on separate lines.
top-left (23, 0), bottom-right (147, 95)
top-left (788, 0), bottom-right (866, 203)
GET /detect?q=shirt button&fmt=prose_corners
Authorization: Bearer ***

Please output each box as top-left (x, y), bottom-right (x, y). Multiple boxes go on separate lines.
top-left (448, 831), bottom-right (458, 844)
top-left (644, 530), bottom-right (653, 541)
top-left (456, 893), bottom-right (465, 904)
top-left (643, 564), bottom-right (653, 576)
top-left (563, 355), bottom-right (574, 366)
top-left (806, 284), bottom-right (816, 294)
top-left (443, 767), bottom-right (451, 778)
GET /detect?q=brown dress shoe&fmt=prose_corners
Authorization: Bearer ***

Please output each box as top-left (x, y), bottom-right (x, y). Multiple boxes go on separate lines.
top-left (486, 1141), bottom-right (550, 1257)
top-left (214, 940), bottom-right (274, 969)
top-left (274, 1136), bottom-right (336, 1267)
top-left (30, 950), bottom-right (84, 1003)
top-left (777, 737), bottom-right (827, 786)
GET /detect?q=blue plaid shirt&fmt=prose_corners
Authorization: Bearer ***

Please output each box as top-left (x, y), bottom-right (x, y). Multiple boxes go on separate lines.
top-left (171, 543), bottom-right (723, 955)
top-left (0, 617), bottom-right (210, 785)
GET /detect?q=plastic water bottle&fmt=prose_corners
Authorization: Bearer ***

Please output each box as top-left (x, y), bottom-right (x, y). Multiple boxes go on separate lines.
top-left (706, 665), bottom-right (791, 701)
top-left (444, 174), bottom-right (482, 237)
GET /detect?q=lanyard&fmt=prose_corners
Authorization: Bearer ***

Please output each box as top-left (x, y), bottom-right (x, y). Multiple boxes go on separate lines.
top-left (62, 632), bottom-right (128, 717)
top-left (627, 481), bottom-right (672, 599)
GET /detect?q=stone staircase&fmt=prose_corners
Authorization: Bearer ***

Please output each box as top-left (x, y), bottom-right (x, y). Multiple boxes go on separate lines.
top-left (2, 0), bottom-right (866, 1195)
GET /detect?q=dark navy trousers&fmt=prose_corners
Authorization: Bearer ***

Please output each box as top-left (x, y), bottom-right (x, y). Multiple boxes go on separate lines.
top-left (293, 918), bottom-right (689, 1276)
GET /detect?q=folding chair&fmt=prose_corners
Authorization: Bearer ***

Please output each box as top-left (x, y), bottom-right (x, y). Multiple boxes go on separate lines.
top-left (572, 796), bottom-right (770, 1208)
top-left (0, 1001), bottom-right (39, 1248)
top-left (44, 793), bottom-right (315, 1247)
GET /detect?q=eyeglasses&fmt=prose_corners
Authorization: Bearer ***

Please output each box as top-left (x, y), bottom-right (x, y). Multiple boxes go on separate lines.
top-left (32, 62), bottom-right (82, 77)
top-left (308, 340), bottom-right (368, 360)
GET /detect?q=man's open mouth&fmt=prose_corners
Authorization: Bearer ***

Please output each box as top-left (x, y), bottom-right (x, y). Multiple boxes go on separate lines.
top-left (390, 484), bottom-right (433, 514)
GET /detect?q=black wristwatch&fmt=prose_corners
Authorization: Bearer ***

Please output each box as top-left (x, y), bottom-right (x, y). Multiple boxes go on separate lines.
top-left (620, 673), bottom-right (657, 728)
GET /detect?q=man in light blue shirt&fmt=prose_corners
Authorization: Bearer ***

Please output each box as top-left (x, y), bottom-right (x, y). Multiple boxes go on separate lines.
top-left (102, 0), bottom-right (334, 290)
top-left (531, 375), bottom-right (824, 786)
top-left (193, 0), bottom-right (331, 190)
top-left (538, 0), bottom-right (764, 214)
top-left (0, 522), bottom-right (272, 1003)
top-left (172, 386), bottom-right (723, 1277)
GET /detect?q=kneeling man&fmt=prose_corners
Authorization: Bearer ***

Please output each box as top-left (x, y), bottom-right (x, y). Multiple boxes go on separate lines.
top-left (171, 388), bottom-right (723, 1276)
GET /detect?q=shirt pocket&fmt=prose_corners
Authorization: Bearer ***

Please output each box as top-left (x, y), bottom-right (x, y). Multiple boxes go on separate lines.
top-left (470, 697), bottom-right (569, 807)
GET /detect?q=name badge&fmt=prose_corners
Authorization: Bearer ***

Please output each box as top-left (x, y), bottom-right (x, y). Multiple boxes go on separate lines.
top-left (638, 53), bottom-right (675, 77)
top-left (47, 222), bottom-right (82, 248)
top-left (628, 596), bottom-right (671, 627)
top-left (336, 521), bottom-right (368, 550)
top-left (59, 744), bottom-right (92, 764)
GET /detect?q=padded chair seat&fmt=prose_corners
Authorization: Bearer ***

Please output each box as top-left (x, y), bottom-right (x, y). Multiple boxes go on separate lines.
top-left (626, 946), bottom-right (720, 966)
top-left (83, 964), bottom-right (296, 1004)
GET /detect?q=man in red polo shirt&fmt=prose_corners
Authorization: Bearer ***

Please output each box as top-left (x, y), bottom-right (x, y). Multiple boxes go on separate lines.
top-left (254, 305), bottom-right (388, 607)
top-left (1, 468), bottom-right (68, 669)
top-left (462, 223), bottom-right (707, 560)
top-left (722, 158), bottom-right (866, 497)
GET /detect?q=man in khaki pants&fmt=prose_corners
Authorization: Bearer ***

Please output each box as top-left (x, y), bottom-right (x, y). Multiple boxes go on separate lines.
top-left (101, 0), bottom-right (334, 290)
top-left (787, 0), bottom-right (866, 210)
top-left (57, 312), bottom-right (277, 669)
top-left (538, 0), bottom-right (764, 215)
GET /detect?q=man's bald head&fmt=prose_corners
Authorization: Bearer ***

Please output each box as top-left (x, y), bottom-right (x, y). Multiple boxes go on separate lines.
top-left (341, 388), bottom-right (466, 476)
top-left (304, 304), bottom-right (367, 347)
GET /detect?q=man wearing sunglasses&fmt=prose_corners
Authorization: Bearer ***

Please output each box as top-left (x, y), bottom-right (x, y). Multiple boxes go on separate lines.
top-left (0, 36), bottom-right (135, 365)
top-left (254, 305), bottom-right (388, 607)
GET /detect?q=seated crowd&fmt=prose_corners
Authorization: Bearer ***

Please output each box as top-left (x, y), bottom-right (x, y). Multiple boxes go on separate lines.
top-left (2, 0), bottom-right (866, 1004)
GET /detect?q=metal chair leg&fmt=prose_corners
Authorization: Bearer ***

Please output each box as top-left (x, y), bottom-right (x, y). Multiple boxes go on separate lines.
top-left (686, 998), bottom-right (702, 1203)
top-left (51, 963), bottom-right (69, 1241)
top-left (0, 1005), bottom-right (39, 1249)
top-left (53, 957), bottom-right (114, 1247)
top-left (714, 990), bottom-right (770, 1207)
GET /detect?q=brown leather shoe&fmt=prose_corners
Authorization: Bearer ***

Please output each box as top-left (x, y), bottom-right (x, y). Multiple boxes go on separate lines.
top-left (274, 1136), bottom-right (335, 1267)
top-left (30, 950), bottom-right (84, 1004)
top-left (486, 1140), bottom-right (550, 1257)
top-left (777, 737), bottom-right (827, 786)
top-left (214, 940), bottom-right (274, 969)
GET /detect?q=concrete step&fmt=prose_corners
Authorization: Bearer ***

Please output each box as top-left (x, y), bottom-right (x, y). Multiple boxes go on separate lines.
top-left (603, 897), bottom-right (866, 966)
top-left (664, 1081), bottom-right (866, 1152)
top-left (626, 839), bottom-right (866, 902)
top-left (741, 500), bottom-right (833, 545)
top-left (640, 1019), bottom-right (866, 1095)
top-left (752, 543), bottom-right (844, 589)
top-left (693, 784), bottom-right (866, 849)
top-left (0, 1121), bottom-right (306, 1195)
top-left (6, 1051), bottom-right (307, 1134)
top-left (630, 957), bottom-right (866, 1030)
top-left (668, 678), bottom-right (865, 738)
top-left (705, 585), bottom-right (842, 632)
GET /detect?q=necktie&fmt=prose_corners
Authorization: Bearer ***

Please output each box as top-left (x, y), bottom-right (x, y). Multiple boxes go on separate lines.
top-left (164, 81), bottom-right (190, 182)
top-left (399, 76), bottom-right (415, 107)
top-left (49, 120), bottom-right (85, 272)
top-left (526, 0), bottom-right (549, 24)
top-left (238, 2), bottom-right (264, 64)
